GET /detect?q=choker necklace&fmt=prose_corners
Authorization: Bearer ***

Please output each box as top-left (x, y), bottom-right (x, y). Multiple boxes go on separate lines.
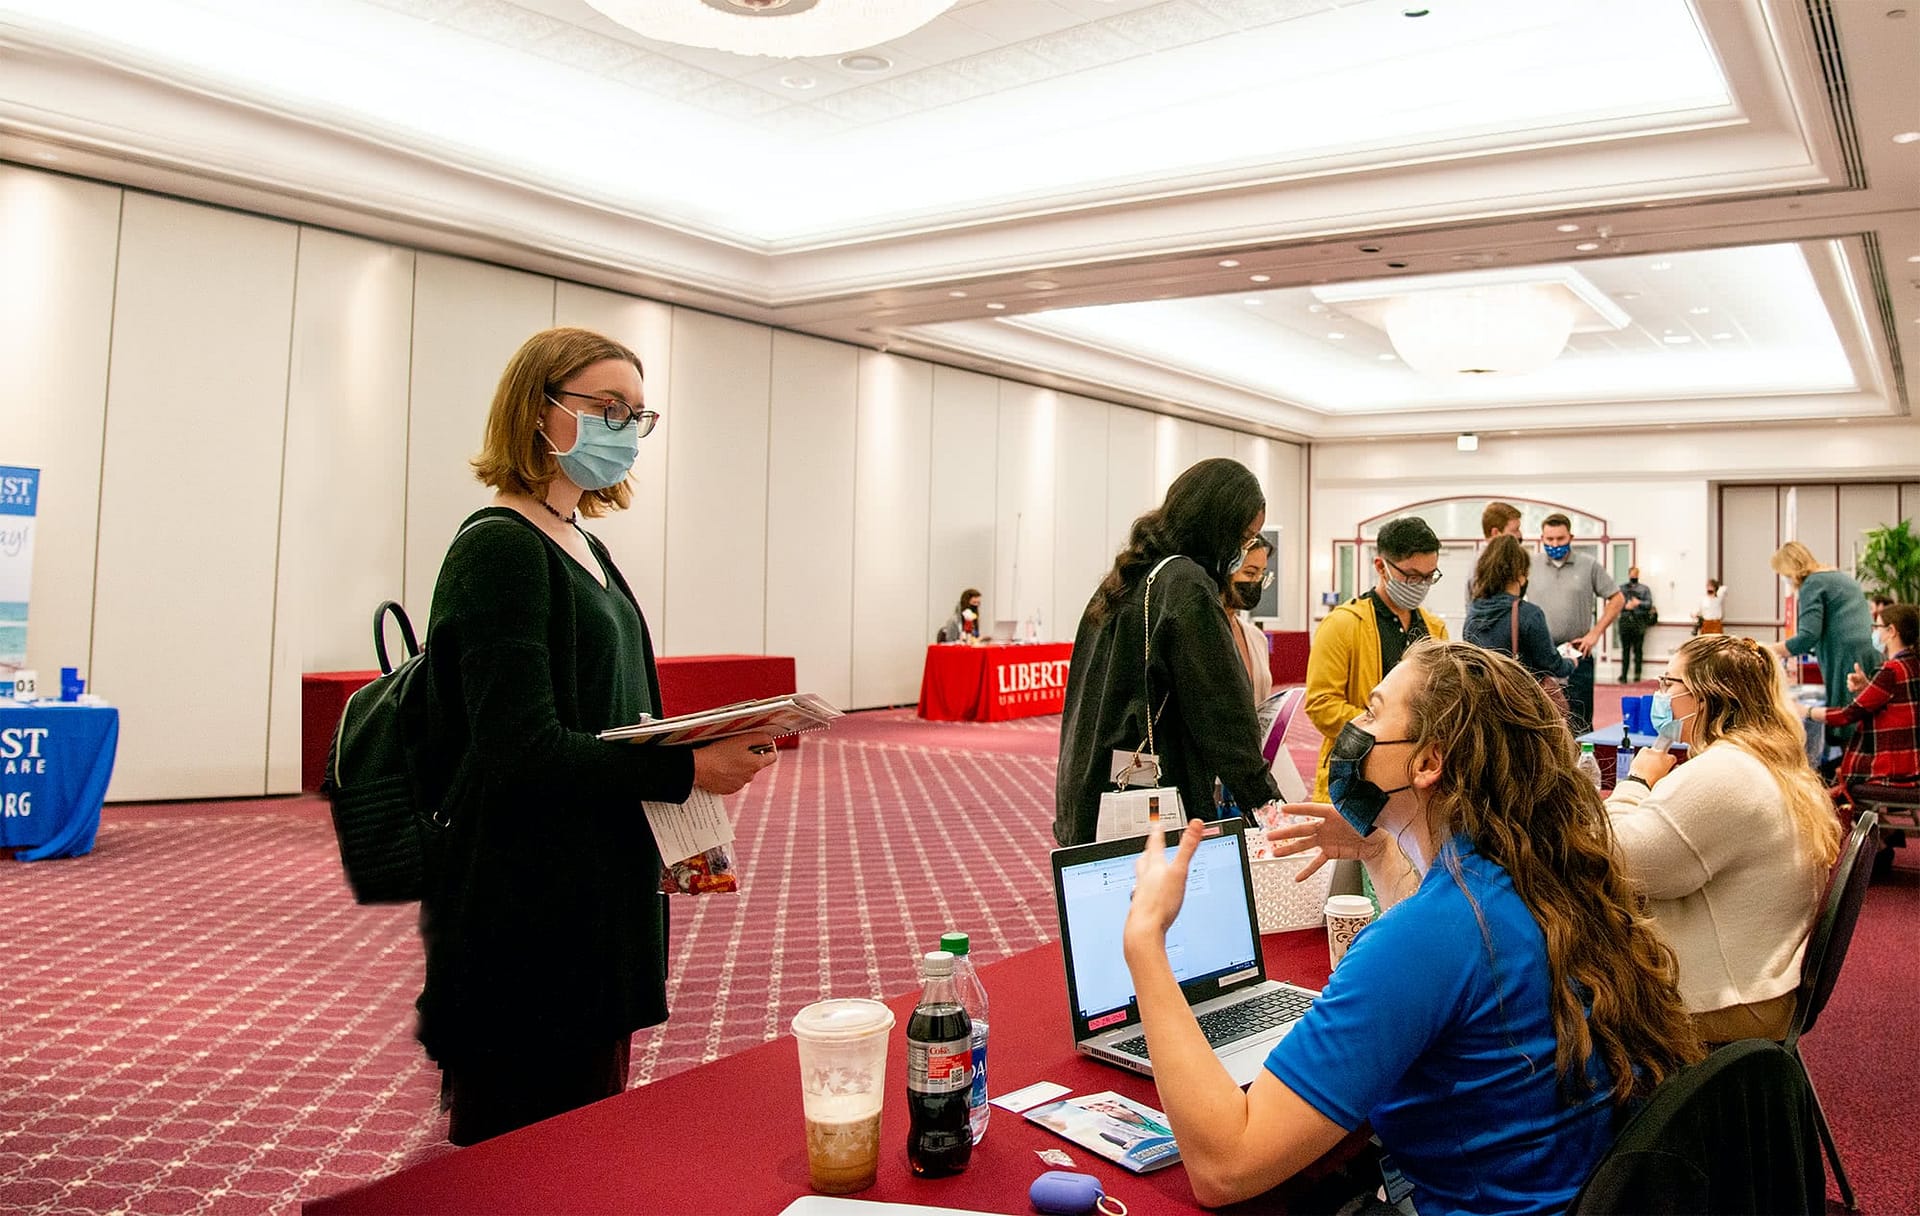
top-left (535, 497), bottom-right (578, 526)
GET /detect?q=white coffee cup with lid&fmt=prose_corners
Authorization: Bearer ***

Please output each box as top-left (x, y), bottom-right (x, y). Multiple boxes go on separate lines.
top-left (1324, 894), bottom-right (1376, 967)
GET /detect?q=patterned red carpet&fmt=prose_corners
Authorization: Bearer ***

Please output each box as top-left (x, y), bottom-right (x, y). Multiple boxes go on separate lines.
top-left (3, 705), bottom-right (1914, 1214)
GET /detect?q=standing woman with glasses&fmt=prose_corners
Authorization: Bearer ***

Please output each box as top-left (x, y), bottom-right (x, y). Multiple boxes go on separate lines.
top-left (1607, 635), bottom-right (1840, 1042)
top-left (416, 327), bottom-right (778, 1144)
top-left (1055, 458), bottom-right (1283, 845)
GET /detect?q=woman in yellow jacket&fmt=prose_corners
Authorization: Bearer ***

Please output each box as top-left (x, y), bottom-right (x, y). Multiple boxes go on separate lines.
top-left (1305, 518), bottom-right (1449, 800)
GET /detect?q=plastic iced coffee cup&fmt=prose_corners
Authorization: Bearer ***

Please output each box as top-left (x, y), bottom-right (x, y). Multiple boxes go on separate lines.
top-left (1324, 894), bottom-right (1376, 968)
top-left (792, 998), bottom-right (895, 1194)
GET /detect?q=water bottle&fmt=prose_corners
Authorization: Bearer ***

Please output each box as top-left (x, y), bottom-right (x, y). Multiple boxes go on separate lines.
top-left (939, 931), bottom-right (990, 1144)
top-left (906, 951), bottom-right (972, 1177)
top-left (1576, 742), bottom-right (1603, 791)
top-left (1614, 723), bottom-right (1634, 789)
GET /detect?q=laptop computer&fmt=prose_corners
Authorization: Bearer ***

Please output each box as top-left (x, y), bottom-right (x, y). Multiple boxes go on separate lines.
top-left (1050, 817), bottom-right (1320, 1088)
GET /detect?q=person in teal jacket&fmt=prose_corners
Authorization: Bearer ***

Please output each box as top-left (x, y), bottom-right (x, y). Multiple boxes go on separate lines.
top-left (1765, 541), bottom-right (1878, 745)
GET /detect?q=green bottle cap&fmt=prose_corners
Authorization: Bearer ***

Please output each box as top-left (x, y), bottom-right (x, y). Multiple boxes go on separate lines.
top-left (939, 931), bottom-right (970, 956)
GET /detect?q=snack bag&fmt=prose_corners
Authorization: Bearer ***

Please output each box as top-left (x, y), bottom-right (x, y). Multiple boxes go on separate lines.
top-left (660, 842), bottom-right (740, 894)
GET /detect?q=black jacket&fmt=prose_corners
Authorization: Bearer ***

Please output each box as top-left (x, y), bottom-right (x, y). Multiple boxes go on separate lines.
top-left (416, 508), bottom-right (695, 1064)
top-left (1055, 556), bottom-right (1281, 846)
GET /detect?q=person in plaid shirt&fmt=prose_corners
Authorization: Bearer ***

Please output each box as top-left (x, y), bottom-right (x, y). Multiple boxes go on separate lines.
top-left (1794, 603), bottom-right (1919, 794)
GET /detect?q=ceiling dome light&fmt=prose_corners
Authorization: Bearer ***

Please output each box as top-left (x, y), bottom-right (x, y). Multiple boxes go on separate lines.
top-left (1457, 433), bottom-right (1479, 452)
top-left (1381, 283), bottom-right (1578, 376)
top-left (583, 0), bottom-right (954, 58)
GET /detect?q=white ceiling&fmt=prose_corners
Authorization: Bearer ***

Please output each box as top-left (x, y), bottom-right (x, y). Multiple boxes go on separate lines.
top-left (1, 0), bottom-right (1916, 442)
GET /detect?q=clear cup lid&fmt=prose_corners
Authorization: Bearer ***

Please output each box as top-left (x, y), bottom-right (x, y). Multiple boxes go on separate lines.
top-left (792, 998), bottom-right (895, 1042)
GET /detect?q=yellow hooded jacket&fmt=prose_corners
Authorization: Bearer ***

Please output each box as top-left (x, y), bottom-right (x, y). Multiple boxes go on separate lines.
top-left (1304, 594), bottom-right (1449, 801)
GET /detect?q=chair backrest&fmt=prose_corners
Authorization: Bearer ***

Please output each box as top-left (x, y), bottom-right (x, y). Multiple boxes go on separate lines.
top-left (1571, 1039), bottom-right (1824, 1214)
top-left (1256, 687), bottom-right (1309, 802)
top-left (1783, 810), bottom-right (1878, 1049)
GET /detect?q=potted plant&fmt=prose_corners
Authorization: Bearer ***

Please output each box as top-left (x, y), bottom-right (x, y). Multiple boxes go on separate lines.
top-left (1856, 518), bottom-right (1920, 604)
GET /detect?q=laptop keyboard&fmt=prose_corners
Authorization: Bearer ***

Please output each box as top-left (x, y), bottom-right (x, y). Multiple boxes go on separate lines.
top-left (1110, 986), bottom-right (1315, 1060)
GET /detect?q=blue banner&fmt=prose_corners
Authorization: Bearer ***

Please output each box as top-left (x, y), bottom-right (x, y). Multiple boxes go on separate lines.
top-left (1, 703), bottom-right (118, 860)
top-left (0, 465), bottom-right (37, 671)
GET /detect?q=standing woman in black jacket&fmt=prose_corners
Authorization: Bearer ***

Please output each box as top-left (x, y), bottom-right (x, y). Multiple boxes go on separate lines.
top-left (1055, 458), bottom-right (1283, 845)
top-left (417, 327), bottom-right (777, 1145)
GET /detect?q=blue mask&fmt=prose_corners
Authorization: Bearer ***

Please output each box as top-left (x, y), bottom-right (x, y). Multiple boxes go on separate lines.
top-left (544, 400), bottom-right (640, 491)
top-left (1543, 543), bottom-right (1572, 561)
top-left (1326, 722), bottom-right (1413, 836)
top-left (1872, 630), bottom-right (1888, 656)
top-left (1649, 692), bottom-right (1695, 741)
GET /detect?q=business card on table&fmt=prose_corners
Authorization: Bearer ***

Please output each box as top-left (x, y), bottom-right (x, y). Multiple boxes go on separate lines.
top-left (990, 1080), bottom-right (1070, 1113)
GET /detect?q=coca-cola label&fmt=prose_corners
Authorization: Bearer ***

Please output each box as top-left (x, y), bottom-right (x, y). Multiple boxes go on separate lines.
top-left (907, 1037), bottom-right (973, 1094)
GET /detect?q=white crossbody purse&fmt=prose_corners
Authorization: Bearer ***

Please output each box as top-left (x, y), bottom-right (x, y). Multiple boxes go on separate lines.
top-left (1095, 556), bottom-right (1187, 841)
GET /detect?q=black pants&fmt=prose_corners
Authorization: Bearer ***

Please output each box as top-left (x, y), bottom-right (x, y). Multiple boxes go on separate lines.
top-left (1618, 626), bottom-right (1647, 683)
top-left (444, 1035), bottom-right (631, 1146)
top-left (1567, 653), bottom-right (1596, 737)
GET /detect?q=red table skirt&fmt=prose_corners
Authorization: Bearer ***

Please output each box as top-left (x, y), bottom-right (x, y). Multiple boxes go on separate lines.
top-left (917, 642), bottom-right (1073, 722)
top-left (301, 654), bottom-right (802, 791)
top-left (1267, 630), bottom-right (1311, 688)
top-left (301, 671), bottom-right (379, 791)
top-left (306, 928), bottom-right (1334, 1216)
top-left (654, 654), bottom-right (800, 750)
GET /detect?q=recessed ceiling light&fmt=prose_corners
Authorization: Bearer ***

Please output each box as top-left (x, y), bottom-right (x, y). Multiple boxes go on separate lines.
top-left (838, 53), bottom-right (891, 72)
top-left (1457, 433), bottom-right (1479, 452)
top-left (985, 302), bottom-right (1005, 311)
top-left (947, 290), bottom-right (968, 298)
top-left (1385, 261), bottom-right (1408, 269)
top-left (1893, 131), bottom-right (1920, 144)
top-left (1688, 306), bottom-right (1711, 314)
top-left (1403, 7), bottom-right (1431, 16)
top-left (1663, 335), bottom-right (1693, 344)
top-left (1218, 258), bottom-right (1241, 268)
top-left (1306, 303), bottom-right (1328, 314)
top-left (779, 74), bottom-right (816, 90)
top-left (1555, 223), bottom-right (1581, 233)
top-left (1575, 242), bottom-right (1600, 252)
top-left (1649, 261), bottom-right (1673, 270)
top-left (1712, 332), bottom-right (1734, 340)
top-left (1378, 353), bottom-right (1397, 361)
top-left (1327, 331), bottom-right (1346, 340)
top-left (1357, 244), bottom-right (1383, 254)
top-left (1618, 291), bottom-right (1641, 300)
top-left (1907, 255), bottom-right (1920, 263)
top-left (1244, 298), bottom-right (1264, 306)
top-left (1249, 274), bottom-right (1271, 283)
top-left (1023, 279), bottom-right (1059, 291)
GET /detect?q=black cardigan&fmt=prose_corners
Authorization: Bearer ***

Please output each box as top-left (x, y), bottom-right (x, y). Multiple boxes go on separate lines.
top-left (415, 507), bottom-right (695, 1064)
top-left (1055, 556), bottom-right (1281, 846)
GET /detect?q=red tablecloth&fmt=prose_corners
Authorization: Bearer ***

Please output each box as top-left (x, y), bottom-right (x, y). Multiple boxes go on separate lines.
top-left (1267, 631), bottom-right (1311, 688)
top-left (917, 643), bottom-right (1073, 722)
top-left (655, 654), bottom-right (800, 750)
top-left (306, 930), bottom-right (1334, 1216)
top-left (301, 671), bottom-right (379, 791)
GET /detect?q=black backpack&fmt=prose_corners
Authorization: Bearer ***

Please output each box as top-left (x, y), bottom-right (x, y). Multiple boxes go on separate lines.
top-left (321, 517), bottom-right (503, 903)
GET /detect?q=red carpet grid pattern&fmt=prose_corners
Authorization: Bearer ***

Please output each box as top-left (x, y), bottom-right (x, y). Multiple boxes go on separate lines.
top-left (2, 707), bottom-right (1915, 1214)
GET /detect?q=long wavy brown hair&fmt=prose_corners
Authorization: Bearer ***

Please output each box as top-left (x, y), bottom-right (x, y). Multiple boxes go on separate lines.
top-left (1089, 458), bottom-right (1264, 623)
top-left (1397, 639), bottom-right (1702, 1103)
top-left (1673, 634), bottom-right (1841, 871)
top-left (1469, 534), bottom-right (1530, 600)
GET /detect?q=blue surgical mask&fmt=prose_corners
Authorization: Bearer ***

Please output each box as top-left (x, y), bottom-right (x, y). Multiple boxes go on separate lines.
top-left (1326, 722), bottom-right (1413, 836)
top-left (1543, 543), bottom-right (1572, 561)
top-left (1649, 692), bottom-right (1695, 740)
top-left (544, 400), bottom-right (640, 491)
top-left (1872, 630), bottom-right (1888, 655)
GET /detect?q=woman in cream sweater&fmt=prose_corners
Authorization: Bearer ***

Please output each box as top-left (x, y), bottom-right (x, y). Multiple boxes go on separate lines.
top-left (1607, 633), bottom-right (1841, 1042)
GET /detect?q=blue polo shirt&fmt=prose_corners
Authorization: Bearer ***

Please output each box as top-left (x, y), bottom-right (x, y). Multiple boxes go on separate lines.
top-left (1265, 840), bottom-right (1618, 1216)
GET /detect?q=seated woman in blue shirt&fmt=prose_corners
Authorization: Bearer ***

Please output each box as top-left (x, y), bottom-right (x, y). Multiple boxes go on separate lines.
top-left (1122, 640), bottom-right (1701, 1214)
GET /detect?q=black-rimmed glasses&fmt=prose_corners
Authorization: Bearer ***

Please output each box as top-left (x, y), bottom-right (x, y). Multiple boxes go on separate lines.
top-left (551, 390), bottom-right (659, 438)
top-left (1656, 674), bottom-right (1690, 695)
top-left (1384, 557), bottom-right (1443, 586)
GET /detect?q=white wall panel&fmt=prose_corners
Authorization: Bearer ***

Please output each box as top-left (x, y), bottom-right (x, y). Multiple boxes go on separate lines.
top-left (1194, 423), bottom-right (1236, 463)
top-left (272, 229), bottom-right (415, 792)
top-left (93, 195), bottom-right (297, 799)
top-left (1722, 485), bottom-right (1781, 629)
top-left (1241, 434), bottom-right (1308, 629)
top-left (662, 309), bottom-right (771, 656)
top-left (766, 331), bottom-right (858, 708)
top-left (1052, 395), bottom-right (1109, 639)
top-left (405, 254), bottom-right (554, 619)
top-left (995, 384), bottom-right (1057, 638)
top-left (1782, 485), bottom-right (1838, 567)
top-left (927, 365), bottom-right (999, 638)
top-left (1106, 406), bottom-right (1157, 558)
top-left (553, 284), bottom-right (673, 624)
top-left (850, 353), bottom-right (932, 708)
top-left (1838, 484), bottom-right (1900, 572)
top-left (0, 169), bottom-right (119, 686)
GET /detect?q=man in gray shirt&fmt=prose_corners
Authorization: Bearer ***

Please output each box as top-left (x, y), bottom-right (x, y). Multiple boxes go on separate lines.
top-left (1528, 512), bottom-right (1624, 735)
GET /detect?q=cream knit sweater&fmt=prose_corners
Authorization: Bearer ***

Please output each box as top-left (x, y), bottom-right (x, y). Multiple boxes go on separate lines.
top-left (1606, 742), bottom-right (1825, 1015)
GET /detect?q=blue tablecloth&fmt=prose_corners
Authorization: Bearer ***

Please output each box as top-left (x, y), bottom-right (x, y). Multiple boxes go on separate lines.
top-left (1, 700), bottom-right (118, 861)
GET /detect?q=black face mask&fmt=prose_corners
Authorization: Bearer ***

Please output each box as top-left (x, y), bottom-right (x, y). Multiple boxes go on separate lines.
top-left (1325, 722), bottom-right (1414, 836)
top-left (1231, 581), bottom-right (1262, 611)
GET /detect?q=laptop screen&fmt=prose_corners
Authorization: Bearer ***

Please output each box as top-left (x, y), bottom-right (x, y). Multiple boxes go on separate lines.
top-left (1055, 825), bottom-right (1262, 1028)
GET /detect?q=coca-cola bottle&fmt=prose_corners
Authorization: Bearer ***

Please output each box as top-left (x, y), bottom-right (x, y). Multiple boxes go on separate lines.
top-left (906, 950), bottom-right (973, 1178)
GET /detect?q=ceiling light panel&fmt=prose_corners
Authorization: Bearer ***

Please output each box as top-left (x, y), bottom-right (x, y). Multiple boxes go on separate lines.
top-left (0, 0), bottom-right (1734, 243)
top-left (997, 242), bottom-right (1857, 414)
